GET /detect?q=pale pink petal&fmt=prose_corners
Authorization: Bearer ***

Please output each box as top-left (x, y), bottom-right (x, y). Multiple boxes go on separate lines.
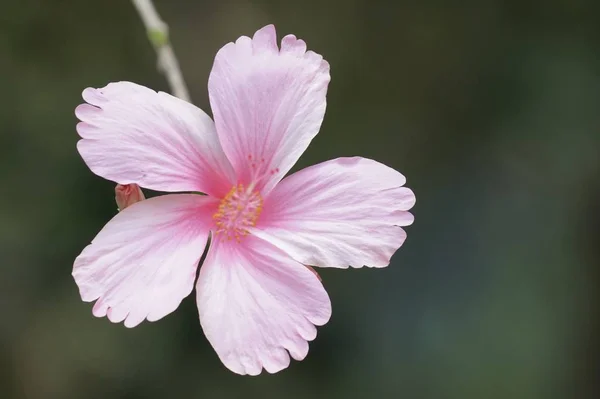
top-left (73, 194), bottom-right (218, 328)
top-left (196, 235), bottom-right (331, 375)
top-left (254, 157), bottom-right (416, 268)
top-left (76, 81), bottom-right (235, 197)
top-left (208, 25), bottom-right (330, 194)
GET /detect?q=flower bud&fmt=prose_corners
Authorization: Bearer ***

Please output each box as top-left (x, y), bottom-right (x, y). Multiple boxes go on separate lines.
top-left (115, 184), bottom-right (145, 211)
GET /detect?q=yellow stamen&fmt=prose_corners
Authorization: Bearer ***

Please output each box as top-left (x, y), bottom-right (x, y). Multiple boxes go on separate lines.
top-left (213, 184), bottom-right (263, 243)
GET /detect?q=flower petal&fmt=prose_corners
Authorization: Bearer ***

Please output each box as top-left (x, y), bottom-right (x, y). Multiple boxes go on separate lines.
top-left (208, 25), bottom-right (330, 194)
top-left (73, 194), bottom-right (218, 328)
top-left (254, 157), bottom-right (416, 268)
top-left (196, 235), bottom-right (331, 375)
top-left (76, 81), bottom-right (235, 197)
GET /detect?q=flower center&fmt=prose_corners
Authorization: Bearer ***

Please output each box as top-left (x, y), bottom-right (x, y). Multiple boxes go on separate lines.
top-left (213, 184), bottom-right (263, 242)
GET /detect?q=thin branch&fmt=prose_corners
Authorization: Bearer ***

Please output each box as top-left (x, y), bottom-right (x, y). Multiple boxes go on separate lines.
top-left (131, 0), bottom-right (191, 102)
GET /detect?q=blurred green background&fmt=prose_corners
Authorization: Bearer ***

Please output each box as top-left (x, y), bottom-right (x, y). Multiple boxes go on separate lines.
top-left (1, 0), bottom-right (599, 398)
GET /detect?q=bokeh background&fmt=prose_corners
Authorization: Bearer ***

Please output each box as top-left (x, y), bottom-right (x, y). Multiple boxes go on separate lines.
top-left (1, 0), bottom-right (599, 398)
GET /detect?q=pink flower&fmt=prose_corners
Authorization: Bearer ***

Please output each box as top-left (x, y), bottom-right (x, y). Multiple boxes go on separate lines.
top-left (73, 25), bottom-right (415, 375)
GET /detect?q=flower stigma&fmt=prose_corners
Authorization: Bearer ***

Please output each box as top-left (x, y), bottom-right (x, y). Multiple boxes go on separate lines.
top-left (213, 183), bottom-right (263, 242)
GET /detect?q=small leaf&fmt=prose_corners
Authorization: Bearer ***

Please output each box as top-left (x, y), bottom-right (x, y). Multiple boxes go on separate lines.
top-left (148, 28), bottom-right (168, 47)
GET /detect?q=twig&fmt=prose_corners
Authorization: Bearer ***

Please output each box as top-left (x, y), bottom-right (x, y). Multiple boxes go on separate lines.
top-left (131, 0), bottom-right (191, 102)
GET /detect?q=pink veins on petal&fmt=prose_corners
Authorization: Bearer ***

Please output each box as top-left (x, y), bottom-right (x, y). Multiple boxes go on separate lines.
top-left (72, 24), bottom-right (416, 375)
